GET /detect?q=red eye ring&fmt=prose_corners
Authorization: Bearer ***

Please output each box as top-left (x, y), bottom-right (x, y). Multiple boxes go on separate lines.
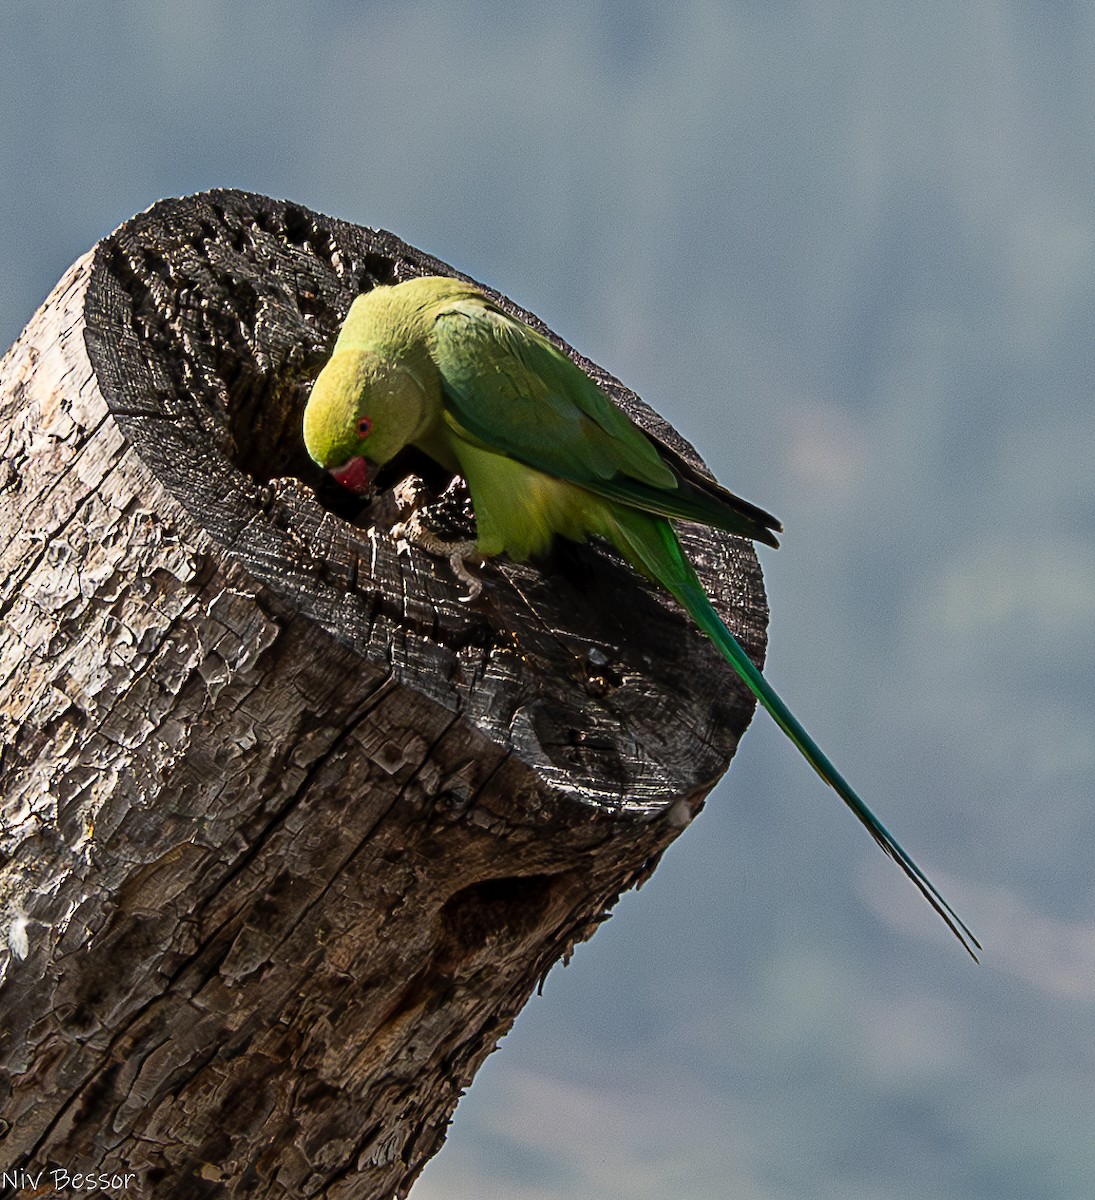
top-left (356, 416), bottom-right (372, 437)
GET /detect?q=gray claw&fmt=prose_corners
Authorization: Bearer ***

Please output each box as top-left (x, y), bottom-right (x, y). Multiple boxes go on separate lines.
top-left (390, 510), bottom-right (482, 599)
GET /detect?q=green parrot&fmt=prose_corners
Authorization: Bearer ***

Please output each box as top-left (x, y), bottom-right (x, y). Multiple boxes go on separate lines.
top-left (303, 275), bottom-right (978, 958)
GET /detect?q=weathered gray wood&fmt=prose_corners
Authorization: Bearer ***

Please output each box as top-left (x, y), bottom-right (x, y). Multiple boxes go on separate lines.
top-left (0, 190), bottom-right (769, 1198)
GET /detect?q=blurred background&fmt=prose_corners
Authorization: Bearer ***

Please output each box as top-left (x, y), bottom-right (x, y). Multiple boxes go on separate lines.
top-left (3, 3), bottom-right (1092, 1196)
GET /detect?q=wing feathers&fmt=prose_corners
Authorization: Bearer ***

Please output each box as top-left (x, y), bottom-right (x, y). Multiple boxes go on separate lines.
top-left (430, 298), bottom-right (781, 547)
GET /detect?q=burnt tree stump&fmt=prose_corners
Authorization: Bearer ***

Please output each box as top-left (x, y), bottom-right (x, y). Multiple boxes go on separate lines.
top-left (0, 190), bottom-right (770, 1198)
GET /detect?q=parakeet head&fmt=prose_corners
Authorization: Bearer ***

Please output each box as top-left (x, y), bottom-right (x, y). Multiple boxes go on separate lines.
top-left (303, 348), bottom-right (430, 494)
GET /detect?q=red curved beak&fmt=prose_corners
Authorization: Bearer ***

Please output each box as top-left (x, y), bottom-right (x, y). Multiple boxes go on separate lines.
top-left (329, 456), bottom-right (376, 495)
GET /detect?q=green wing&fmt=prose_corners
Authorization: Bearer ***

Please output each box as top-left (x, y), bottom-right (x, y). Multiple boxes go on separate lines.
top-left (429, 298), bottom-right (782, 547)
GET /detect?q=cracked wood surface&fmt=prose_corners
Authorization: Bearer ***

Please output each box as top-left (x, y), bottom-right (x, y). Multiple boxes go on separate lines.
top-left (0, 190), bottom-right (770, 1198)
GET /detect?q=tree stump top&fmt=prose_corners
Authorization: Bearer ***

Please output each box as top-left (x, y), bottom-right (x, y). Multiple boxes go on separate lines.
top-left (83, 189), bottom-right (770, 813)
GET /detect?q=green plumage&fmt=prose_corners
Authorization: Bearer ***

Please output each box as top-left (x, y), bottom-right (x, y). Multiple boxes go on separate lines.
top-left (303, 275), bottom-right (979, 958)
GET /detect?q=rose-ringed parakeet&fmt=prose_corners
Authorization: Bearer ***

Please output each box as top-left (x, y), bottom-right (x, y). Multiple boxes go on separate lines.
top-left (303, 275), bottom-right (978, 958)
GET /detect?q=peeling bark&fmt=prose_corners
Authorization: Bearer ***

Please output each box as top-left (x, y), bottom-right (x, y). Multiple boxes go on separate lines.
top-left (0, 191), bottom-right (769, 1198)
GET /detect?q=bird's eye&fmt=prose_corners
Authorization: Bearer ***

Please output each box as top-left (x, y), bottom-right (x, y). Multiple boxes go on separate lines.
top-left (357, 416), bottom-right (373, 437)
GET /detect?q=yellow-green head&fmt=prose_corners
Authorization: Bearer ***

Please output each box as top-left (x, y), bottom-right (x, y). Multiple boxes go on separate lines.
top-left (303, 346), bottom-right (432, 493)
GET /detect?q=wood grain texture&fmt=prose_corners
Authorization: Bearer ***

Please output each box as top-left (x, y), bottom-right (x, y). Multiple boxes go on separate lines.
top-left (0, 190), bottom-right (769, 1198)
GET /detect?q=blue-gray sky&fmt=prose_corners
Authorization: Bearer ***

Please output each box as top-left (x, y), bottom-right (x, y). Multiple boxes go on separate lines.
top-left (3, 4), bottom-right (1093, 1196)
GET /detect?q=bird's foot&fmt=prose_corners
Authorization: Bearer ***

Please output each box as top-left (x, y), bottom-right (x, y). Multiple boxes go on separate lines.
top-left (389, 479), bottom-right (483, 600)
top-left (447, 543), bottom-right (484, 601)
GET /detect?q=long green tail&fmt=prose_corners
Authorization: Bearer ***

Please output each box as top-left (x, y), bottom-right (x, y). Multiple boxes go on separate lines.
top-left (612, 511), bottom-right (980, 960)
